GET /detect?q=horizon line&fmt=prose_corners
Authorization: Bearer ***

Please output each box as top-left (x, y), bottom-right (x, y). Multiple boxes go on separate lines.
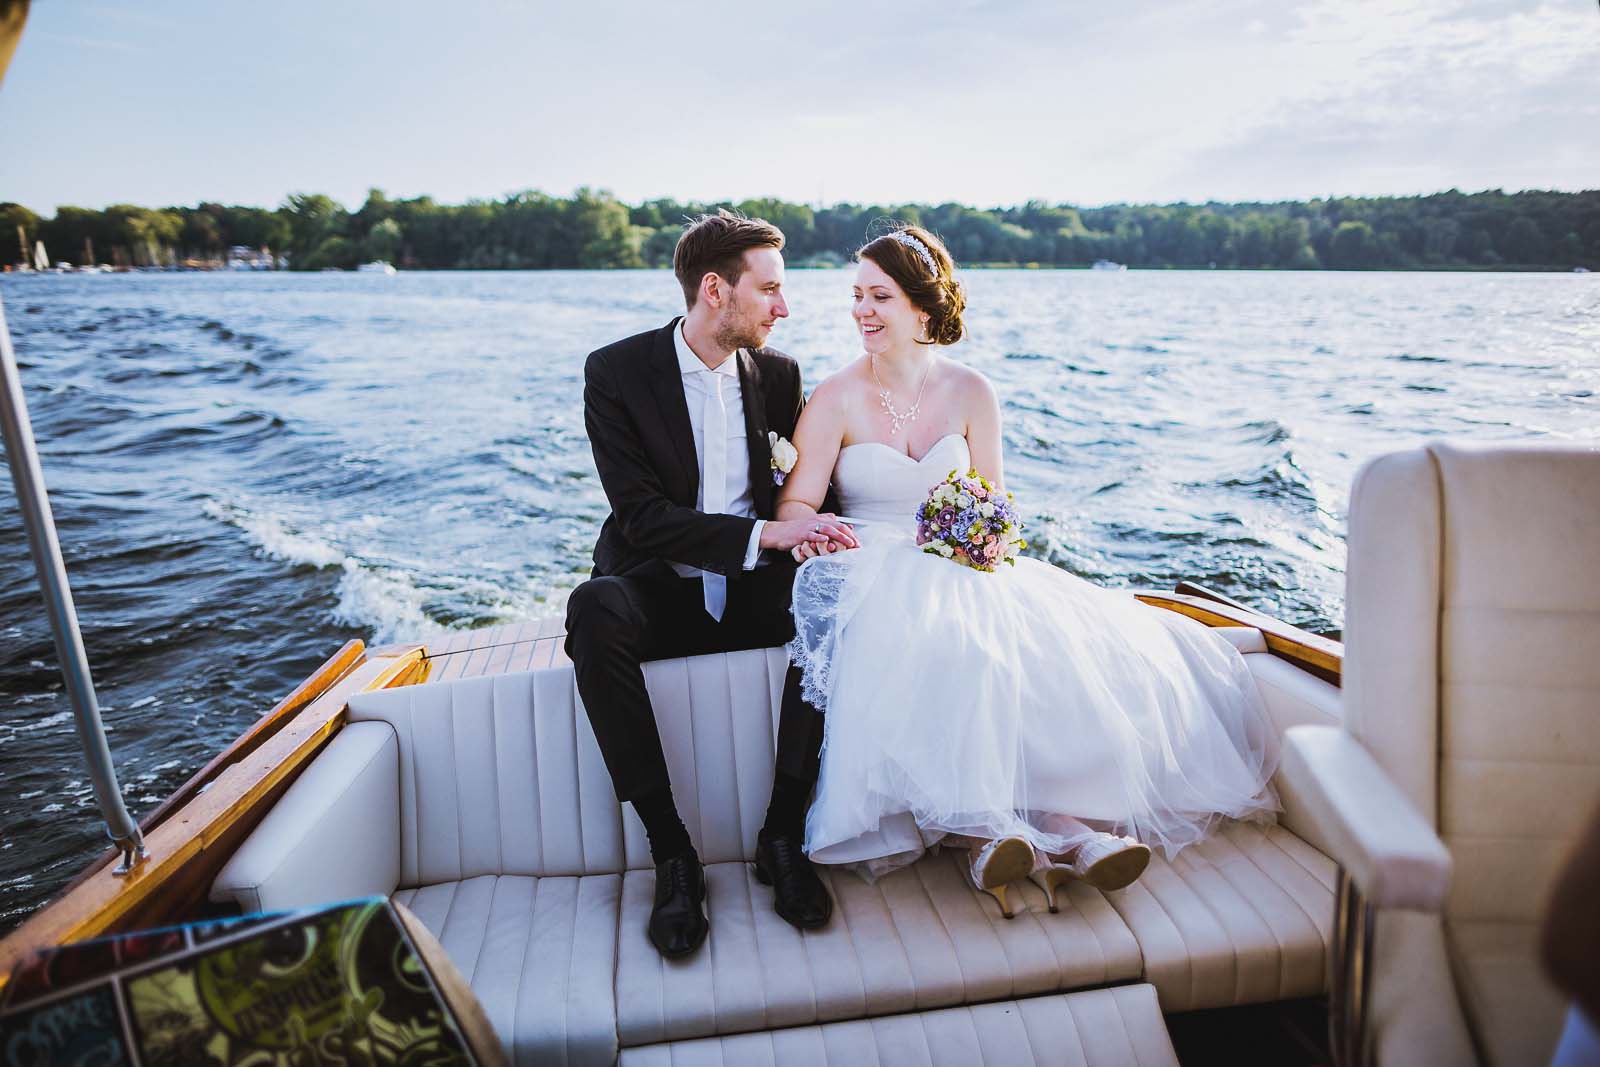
top-left (9, 184), bottom-right (1597, 217)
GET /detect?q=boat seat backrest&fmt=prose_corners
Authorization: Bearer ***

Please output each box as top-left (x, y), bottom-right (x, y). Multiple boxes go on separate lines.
top-left (1429, 442), bottom-right (1600, 924)
top-left (347, 669), bottom-right (625, 884)
top-left (622, 647), bottom-right (791, 869)
top-left (1348, 441), bottom-right (1600, 918)
top-left (344, 646), bottom-right (791, 883)
top-left (1345, 440), bottom-right (1600, 1062)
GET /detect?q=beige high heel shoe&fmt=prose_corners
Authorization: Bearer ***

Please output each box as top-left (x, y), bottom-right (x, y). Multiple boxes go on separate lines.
top-left (966, 836), bottom-right (1036, 919)
top-left (1028, 833), bottom-right (1151, 910)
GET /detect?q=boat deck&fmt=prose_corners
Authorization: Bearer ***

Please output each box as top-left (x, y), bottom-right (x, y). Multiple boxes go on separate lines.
top-left (405, 588), bottom-right (1345, 687)
top-left (417, 616), bottom-right (571, 681)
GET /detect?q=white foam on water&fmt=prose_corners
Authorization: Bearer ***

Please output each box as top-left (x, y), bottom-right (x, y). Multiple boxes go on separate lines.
top-left (203, 493), bottom-right (463, 642)
top-left (203, 496), bottom-right (345, 569)
top-left (331, 558), bottom-right (452, 644)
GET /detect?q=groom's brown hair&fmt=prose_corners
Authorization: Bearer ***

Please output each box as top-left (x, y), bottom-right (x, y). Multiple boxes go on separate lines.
top-left (673, 209), bottom-right (785, 309)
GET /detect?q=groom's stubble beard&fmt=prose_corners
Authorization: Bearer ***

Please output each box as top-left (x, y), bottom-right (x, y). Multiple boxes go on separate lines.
top-left (712, 291), bottom-right (767, 354)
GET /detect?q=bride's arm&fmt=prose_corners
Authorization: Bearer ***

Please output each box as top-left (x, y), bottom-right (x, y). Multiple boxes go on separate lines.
top-left (776, 378), bottom-right (856, 559)
top-left (777, 376), bottom-right (849, 518)
top-left (964, 371), bottom-right (1007, 493)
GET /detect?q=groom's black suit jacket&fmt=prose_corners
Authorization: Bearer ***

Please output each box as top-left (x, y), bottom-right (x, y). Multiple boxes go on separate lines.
top-left (583, 317), bottom-right (807, 580)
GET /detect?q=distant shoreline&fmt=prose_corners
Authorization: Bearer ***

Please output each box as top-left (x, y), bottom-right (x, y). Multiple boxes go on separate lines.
top-left (5, 263), bottom-right (1591, 276)
top-left (5, 187), bottom-right (1595, 275)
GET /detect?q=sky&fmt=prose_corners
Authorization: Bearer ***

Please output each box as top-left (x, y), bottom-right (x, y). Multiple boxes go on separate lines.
top-left (2, 0), bottom-right (1596, 215)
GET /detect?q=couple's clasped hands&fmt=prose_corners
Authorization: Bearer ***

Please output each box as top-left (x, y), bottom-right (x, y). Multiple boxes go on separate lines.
top-left (759, 514), bottom-right (859, 562)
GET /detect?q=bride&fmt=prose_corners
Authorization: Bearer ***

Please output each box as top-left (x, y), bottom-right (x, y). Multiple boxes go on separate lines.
top-left (777, 226), bottom-right (1279, 916)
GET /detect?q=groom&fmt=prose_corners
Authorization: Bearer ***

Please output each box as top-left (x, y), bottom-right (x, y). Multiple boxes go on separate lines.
top-left (565, 210), bottom-right (856, 959)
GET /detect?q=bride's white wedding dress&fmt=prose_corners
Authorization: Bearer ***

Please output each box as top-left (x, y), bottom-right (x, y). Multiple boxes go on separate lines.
top-left (791, 432), bottom-right (1278, 879)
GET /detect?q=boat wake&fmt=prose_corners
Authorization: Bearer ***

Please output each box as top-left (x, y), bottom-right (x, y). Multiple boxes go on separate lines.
top-left (201, 495), bottom-right (453, 644)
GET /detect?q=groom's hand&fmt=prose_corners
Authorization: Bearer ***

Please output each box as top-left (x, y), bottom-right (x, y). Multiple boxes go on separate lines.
top-left (762, 514), bottom-right (858, 554)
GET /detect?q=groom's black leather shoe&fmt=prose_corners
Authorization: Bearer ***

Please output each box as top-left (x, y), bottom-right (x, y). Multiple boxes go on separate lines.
top-left (649, 851), bottom-right (709, 958)
top-left (754, 832), bottom-right (833, 929)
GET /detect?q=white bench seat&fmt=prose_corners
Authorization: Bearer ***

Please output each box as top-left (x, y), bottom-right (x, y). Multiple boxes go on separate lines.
top-left (394, 874), bottom-right (622, 1067)
top-left (1103, 820), bottom-right (1336, 1012)
top-left (215, 640), bottom-right (1343, 1063)
top-left (614, 853), bottom-right (1142, 1048)
top-left (616, 984), bottom-right (1180, 1066)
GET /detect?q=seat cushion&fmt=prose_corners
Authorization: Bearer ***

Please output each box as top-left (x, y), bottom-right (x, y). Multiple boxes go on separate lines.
top-left (617, 984), bottom-right (1180, 1066)
top-left (615, 850), bottom-right (1143, 1047)
top-left (1103, 820), bottom-right (1337, 1012)
top-left (1449, 919), bottom-right (1566, 1067)
top-left (394, 874), bottom-right (621, 1067)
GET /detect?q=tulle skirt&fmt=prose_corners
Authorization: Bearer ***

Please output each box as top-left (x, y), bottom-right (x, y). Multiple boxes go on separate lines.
top-left (789, 524), bottom-right (1280, 881)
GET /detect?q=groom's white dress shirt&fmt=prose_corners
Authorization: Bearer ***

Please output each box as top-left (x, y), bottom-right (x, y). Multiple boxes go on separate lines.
top-left (670, 321), bottom-right (765, 620)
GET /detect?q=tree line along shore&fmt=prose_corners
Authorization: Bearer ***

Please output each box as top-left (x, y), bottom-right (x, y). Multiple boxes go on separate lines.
top-left (4, 187), bottom-right (1595, 273)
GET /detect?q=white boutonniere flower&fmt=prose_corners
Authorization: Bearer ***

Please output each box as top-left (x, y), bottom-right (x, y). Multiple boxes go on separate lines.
top-left (768, 432), bottom-right (799, 485)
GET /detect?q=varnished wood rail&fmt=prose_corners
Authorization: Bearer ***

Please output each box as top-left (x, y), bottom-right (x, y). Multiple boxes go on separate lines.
top-left (1134, 590), bottom-right (1343, 684)
top-left (0, 647), bottom-right (425, 990)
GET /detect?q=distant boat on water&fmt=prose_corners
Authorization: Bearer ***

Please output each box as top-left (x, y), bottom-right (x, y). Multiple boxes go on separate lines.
top-left (1092, 259), bottom-right (1127, 271)
top-left (358, 260), bottom-right (397, 275)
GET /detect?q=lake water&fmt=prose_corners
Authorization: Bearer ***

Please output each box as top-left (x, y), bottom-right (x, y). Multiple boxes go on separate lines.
top-left (1, 268), bottom-right (1595, 930)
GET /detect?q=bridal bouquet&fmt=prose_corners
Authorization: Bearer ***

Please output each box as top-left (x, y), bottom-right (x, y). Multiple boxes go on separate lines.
top-left (914, 469), bottom-right (1026, 572)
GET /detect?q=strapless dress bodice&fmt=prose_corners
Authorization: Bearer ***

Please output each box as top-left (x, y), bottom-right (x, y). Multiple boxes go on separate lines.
top-left (832, 433), bottom-right (970, 529)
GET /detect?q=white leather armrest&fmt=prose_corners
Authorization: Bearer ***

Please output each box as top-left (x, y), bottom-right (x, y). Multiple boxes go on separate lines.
top-left (1281, 724), bottom-right (1451, 911)
top-left (1214, 626), bottom-right (1268, 654)
top-left (212, 721), bottom-right (401, 914)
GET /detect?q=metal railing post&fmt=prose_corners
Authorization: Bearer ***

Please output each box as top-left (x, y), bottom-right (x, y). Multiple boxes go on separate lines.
top-left (0, 291), bottom-right (147, 873)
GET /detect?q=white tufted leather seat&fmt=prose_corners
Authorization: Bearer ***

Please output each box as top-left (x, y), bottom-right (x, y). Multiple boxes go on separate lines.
top-left (616, 984), bottom-right (1180, 1066)
top-left (1103, 820), bottom-right (1337, 1012)
top-left (1286, 440), bottom-right (1600, 1066)
top-left (215, 630), bottom-right (1346, 1062)
top-left (615, 853), bottom-right (1143, 1047)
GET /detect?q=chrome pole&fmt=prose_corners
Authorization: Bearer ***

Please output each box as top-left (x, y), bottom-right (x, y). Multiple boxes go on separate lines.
top-left (0, 291), bottom-right (147, 873)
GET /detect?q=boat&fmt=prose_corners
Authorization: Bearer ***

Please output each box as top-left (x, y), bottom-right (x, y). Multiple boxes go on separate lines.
top-left (3, 5), bottom-right (1596, 1064)
top-left (4, 446), bottom-right (1593, 1066)
top-left (1092, 259), bottom-right (1127, 271)
top-left (358, 260), bottom-right (398, 275)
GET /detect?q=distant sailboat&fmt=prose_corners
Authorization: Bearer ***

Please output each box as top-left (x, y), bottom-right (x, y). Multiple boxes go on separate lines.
top-left (31, 239), bottom-right (48, 272)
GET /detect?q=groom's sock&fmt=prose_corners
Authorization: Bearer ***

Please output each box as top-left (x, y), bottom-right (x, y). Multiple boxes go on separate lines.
top-left (760, 771), bottom-right (812, 842)
top-left (634, 787), bottom-right (694, 864)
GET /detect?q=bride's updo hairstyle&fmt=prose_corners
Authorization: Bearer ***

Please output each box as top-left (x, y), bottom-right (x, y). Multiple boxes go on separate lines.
top-left (856, 225), bottom-right (966, 346)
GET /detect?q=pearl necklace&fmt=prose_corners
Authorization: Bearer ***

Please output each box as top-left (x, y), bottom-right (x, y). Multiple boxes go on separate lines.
top-left (870, 353), bottom-right (933, 437)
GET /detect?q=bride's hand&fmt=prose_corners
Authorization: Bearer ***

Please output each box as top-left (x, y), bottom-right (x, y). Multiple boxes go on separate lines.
top-left (791, 536), bottom-right (853, 562)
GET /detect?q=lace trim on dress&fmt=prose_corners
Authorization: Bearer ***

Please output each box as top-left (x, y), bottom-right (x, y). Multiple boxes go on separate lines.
top-left (786, 552), bottom-right (854, 711)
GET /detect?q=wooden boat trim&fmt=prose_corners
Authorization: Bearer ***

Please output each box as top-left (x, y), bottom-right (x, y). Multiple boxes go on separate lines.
top-left (47, 640), bottom-right (374, 903)
top-left (1134, 590), bottom-right (1343, 683)
top-left (0, 646), bottom-right (425, 990)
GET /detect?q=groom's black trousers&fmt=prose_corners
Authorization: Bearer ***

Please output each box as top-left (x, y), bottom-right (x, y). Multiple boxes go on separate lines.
top-left (564, 562), bottom-right (824, 805)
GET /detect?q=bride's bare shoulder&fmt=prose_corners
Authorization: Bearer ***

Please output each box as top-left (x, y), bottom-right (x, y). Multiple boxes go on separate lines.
top-left (939, 359), bottom-right (997, 402)
top-left (808, 359), bottom-right (871, 405)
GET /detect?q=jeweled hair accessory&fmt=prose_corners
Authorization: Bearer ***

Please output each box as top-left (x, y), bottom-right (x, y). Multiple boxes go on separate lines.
top-left (884, 230), bottom-right (939, 278)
